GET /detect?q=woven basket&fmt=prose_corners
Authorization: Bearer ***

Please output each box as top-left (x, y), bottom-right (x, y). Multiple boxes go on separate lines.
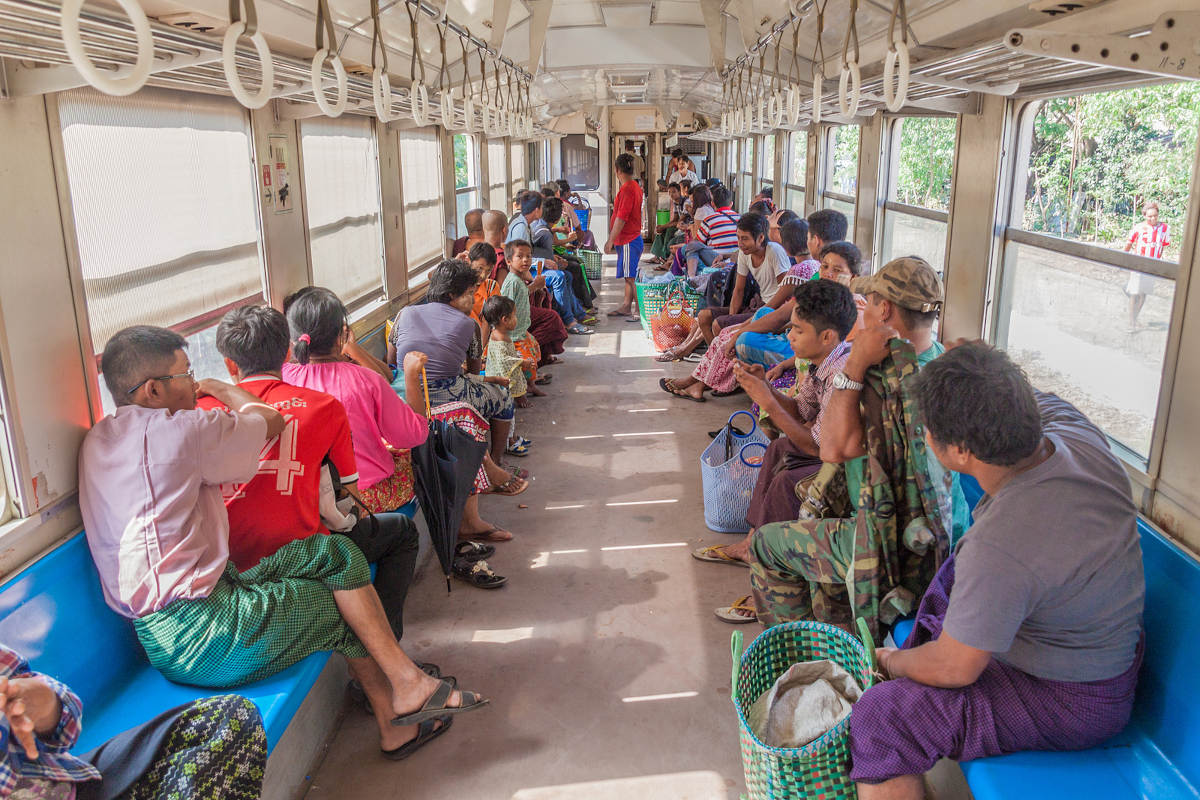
top-left (579, 249), bottom-right (603, 281)
top-left (701, 411), bottom-right (770, 533)
top-left (732, 621), bottom-right (876, 800)
top-left (636, 279), bottom-right (703, 338)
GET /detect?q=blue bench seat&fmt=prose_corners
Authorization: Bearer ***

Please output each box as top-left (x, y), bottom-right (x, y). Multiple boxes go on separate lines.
top-left (0, 527), bottom-right (388, 753)
top-left (890, 475), bottom-right (1199, 799)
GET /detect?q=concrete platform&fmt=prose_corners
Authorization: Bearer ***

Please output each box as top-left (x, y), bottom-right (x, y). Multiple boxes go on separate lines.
top-left (305, 265), bottom-right (761, 799)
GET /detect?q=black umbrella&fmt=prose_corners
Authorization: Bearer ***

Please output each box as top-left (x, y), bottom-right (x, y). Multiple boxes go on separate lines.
top-left (410, 371), bottom-right (488, 591)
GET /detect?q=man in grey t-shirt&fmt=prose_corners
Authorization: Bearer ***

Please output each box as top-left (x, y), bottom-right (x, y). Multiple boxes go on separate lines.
top-left (849, 343), bottom-right (1144, 800)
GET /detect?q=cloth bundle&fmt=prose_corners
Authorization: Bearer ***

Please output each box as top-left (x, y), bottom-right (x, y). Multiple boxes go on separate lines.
top-left (747, 659), bottom-right (863, 749)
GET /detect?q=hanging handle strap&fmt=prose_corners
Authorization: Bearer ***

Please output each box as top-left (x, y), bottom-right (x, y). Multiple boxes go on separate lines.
top-left (407, 0), bottom-right (426, 84)
top-left (314, 0), bottom-right (337, 53)
top-left (436, 21), bottom-right (449, 88)
top-left (888, 0), bottom-right (909, 47)
top-left (840, 0), bottom-right (859, 68)
top-left (370, 0), bottom-right (387, 71)
top-left (229, 0), bottom-right (257, 36)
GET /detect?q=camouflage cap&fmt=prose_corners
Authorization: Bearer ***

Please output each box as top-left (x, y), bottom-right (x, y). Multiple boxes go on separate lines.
top-left (849, 256), bottom-right (944, 312)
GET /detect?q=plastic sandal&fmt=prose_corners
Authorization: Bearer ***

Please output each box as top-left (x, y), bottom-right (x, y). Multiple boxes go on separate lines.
top-left (715, 595), bottom-right (758, 623)
top-left (455, 541), bottom-right (496, 562)
top-left (390, 680), bottom-right (489, 727)
top-left (350, 665), bottom-right (455, 716)
top-left (486, 476), bottom-right (528, 497)
top-left (659, 377), bottom-right (706, 403)
top-left (452, 557), bottom-right (508, 589)
top-left (691, 544), bottom-right (749, 568)
top-left (505, 441), bottom-right (531, 457)
top-left (382, 716), bottom-right (453, 760)
top-left (459, 527), bottom-right (514, 542)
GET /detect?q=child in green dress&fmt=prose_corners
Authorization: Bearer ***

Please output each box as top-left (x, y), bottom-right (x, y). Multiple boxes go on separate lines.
top-left (483, 296), bottom-right (536, 408)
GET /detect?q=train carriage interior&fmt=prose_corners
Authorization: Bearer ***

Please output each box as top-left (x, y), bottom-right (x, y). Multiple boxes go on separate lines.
top-left (1, 0), bottom-right (1200, 797)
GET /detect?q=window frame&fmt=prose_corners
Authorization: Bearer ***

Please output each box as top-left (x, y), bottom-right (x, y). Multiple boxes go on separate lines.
top-left (398, 126), bottom-right (447, 282)
top-left (879, 116), bottom-right (956, 272)
top-left (453, 133), bottom-right (482, 238)
top-left (487, 137), bottom-right (509, 210)
top-left (991, 96), bottom-right (1188, 471)
top-left (821, 124), bottom-right (861, 239)
top-left (297, 114), bottom-right (387, 307)
top-left (785, 130), bottom-right (807, 213)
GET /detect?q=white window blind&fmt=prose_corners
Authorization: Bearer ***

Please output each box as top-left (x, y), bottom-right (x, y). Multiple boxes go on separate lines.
top-left (300, 115), bottom-right (384, 303)
top-left (399, 127), bottom-right (444, 271)
top-left (510, 142), bottom-right (525, 197)
top-left (57, 87), bottom-right (264, 350)
top-left (488, 139), bottom-right (508, 209)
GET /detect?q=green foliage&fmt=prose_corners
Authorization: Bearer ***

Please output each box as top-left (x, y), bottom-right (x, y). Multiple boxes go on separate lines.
top-left (830, 126), bottom-right (860, 194)
top-left (1022, 83), bottom-right (1200, 261)
top-left (453, 134), bottom-right (470, 189)
top-left (893, 117), bottom-right (956, 210)
top-left (790, 132), bottom-right (807, 186)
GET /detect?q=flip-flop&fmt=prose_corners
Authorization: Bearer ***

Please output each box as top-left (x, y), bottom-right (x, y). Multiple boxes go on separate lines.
top-left (691, 544), bottom-right (750, 567)
top-left (681, 353), bottom-right (703, 362)
top-left (350, 665), bottom-right (456, 716)
top-left (382, 716), bottom-right (453, 760)
top-left (505, 441), bottom-right (531, 457)
top-left (607, 309), bottom-right (634, 317)
top-left (715, 595), bottom-right (758, 623)
top-left (460, 526), bottom-right (515, 542)
top-left (500, 464), bottom-right (531, 480)
top-left (486, 476), bottom-right (528, 497)
top-left (391, 680), bottom-right (489, 727)
top-left (534, 375), bottom-right (553, 385)
top-left (710, 387), bottom-right (743, 398)
top-left (654, 349), bottom-right (681, 362)
top-left (659, 377), bottom-right (706, 403)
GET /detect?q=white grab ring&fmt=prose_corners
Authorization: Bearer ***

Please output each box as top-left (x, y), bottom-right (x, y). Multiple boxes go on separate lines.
top-left (439, 90), bottom-right (461, 130)
top-left (883, 41), bottom-right (911, 112)
top-left (372, 67), bottom-right (400, 122)
top-left (61, 0), bottom-right (155, 97)
top-left (838, 62), bottom-right (861, 117)
top-left (223, 22), bottom-right (274, 109)
top-left (785, 85), bottom-right (801, 127)
top-left (812, 72), bottom-right (823, 124)
top-left (462, 95), bottom-right (477, 131)
top-left (769, 92), bottom-right (784, 128)
top-left (720, 111), bottom-right (729, 136)
top-left (410, 81), bottom-right (431, 126)
top-left (742, 105), bottom-right (753, 134)
top-left (311, 49), bottom-right (348, 117)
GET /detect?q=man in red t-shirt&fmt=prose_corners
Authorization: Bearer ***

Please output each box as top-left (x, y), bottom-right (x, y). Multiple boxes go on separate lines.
top-left (198, 305), bottom-right (420, 639)
top-left (605, 152), bottom-right (645, 317)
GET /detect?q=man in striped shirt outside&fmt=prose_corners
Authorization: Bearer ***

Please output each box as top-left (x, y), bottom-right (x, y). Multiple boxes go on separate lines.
top-left (1123, 201), bottom-right (1170, 327)
top-left (682, 185), bottom-right (741, 276)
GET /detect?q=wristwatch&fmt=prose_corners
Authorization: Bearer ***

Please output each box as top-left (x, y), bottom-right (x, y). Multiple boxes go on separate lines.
top-left (832, 371), bottom-right (864, 391)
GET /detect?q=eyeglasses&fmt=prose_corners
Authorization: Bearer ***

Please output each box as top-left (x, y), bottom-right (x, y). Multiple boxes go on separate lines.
top-left (126, 369), bottom-right (194, 395)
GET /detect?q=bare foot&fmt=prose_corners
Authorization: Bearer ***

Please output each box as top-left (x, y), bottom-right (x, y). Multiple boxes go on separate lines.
top-left (723, 537), bottom-right (752, 562)
top-left (515, 395), bottom-right (532, 408)
top-left (392, 672), bottom-right (468, 722)
top-left (528, 384), bottom-right (546, 397)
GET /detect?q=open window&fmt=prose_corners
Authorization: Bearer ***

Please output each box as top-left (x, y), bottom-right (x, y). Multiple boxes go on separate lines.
top-left (785, 131), bottom-right (807, 213)
top-left (823, 125), bottom-right (860, 240)
top-left (996, 83), bottom-right (1200, 463)
top-left (453, 133), bottom-right (482, 237)
top-left (488, 139), bottom-right (508, 210)
top-left (881, 116), bottom-right (956, 271)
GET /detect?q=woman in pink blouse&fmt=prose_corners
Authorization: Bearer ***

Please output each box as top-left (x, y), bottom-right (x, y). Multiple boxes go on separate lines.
top-left (282, 287), bottom-right (428, 514)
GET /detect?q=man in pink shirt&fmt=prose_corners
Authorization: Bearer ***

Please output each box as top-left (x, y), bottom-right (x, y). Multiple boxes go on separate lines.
top-left (79, 325), bottom-right (488, 759)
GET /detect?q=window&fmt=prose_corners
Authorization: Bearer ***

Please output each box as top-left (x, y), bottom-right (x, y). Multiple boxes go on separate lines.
top-left (823, 125), bottom-right (860, 239)
top-left (57, 87), bottom-right (265, 405)
top-left (560, 134), bottom-right (599, 190)
top-left (399, 127), bottom-right (445, 279)
top-left (762, 133), bottom-right (776, 189)
top-left (786, 131), bottom-right (807, 212)
top-left (740, 137), bottom-right (754, 211)
top-left (510, 142), bottom-right (525, 201)
top-left (453, 133), bottom-right (481, 237)
top-left (996, 83), bottom-right (1200, 462)
top-left (487, 139), bottom-right (508, 210)
top-left (300, 115), bottom-right (385, 304)
top-left (881, 117), bottom-right (956, 271)
top-left (727, 139), bottom-right (739, 191)
top-left (527, 142), bottom-right (538, 189)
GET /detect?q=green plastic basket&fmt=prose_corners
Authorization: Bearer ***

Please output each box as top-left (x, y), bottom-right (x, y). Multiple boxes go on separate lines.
top-left (731, 620), bottom-right (876, 800)
top-left (579, 249), bottom-right (603, 281)
top-left (636, 279), bottom-right (703, 339)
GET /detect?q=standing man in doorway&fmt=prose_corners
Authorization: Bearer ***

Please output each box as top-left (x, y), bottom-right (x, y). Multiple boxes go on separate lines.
top-left (606, 153), bottom-right (645, 319)
top-left (626, 140), bottom-right (646, 185)
top-left (1123, 200), bottom-right (1170, 328)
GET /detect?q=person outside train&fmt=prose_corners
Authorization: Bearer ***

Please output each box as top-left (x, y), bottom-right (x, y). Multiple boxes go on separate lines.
top-left (1123, 200), bottom-right (1170, 327)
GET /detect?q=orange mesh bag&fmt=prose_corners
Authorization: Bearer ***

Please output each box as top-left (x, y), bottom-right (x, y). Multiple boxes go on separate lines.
top-left (650, 284), bottom-right (696, 351)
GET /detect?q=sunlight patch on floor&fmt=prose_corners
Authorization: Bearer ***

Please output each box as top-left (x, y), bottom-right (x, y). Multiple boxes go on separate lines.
top-left (470, 626), bottom-right (536, 644)
top-left (621, 691), bottom-right (700, 703)
top-left (511, 770), bottom-right (729, 800)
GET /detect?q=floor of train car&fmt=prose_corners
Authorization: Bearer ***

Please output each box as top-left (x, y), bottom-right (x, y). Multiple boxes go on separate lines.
top-left (306, 262), bottom-right (758, 799)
